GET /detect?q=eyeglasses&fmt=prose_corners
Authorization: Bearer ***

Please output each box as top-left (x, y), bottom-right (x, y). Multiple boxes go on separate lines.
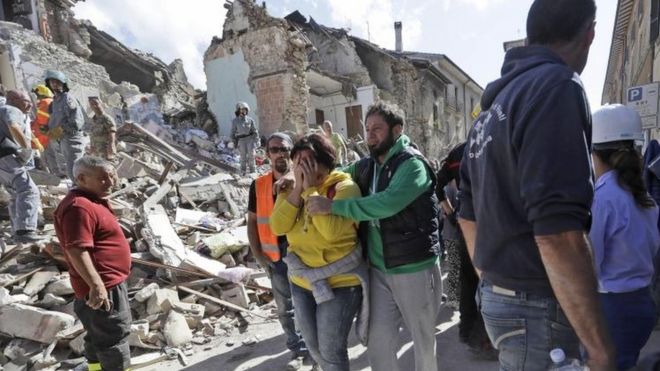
top-left (268, 147), bottom-right (291, 154)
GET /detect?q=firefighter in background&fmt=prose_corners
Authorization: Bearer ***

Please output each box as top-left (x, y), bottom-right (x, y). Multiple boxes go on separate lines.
top-left (45, 70), bottom-right (86, 180)
top-left (31, 84), bottom-right (51, 171)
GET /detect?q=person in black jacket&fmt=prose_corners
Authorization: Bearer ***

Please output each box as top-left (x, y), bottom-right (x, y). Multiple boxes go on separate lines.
top-left (458, 0), bottom-right (615, 370)
top-left (436, 143), bottom-right (494, 359)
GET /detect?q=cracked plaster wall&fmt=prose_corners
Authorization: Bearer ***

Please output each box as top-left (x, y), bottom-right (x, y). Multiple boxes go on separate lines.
top-left (205, 1), bottom-right (309, 136)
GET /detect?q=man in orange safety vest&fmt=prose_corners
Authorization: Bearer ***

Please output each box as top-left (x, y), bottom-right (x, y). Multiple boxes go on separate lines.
top-left (247, 132), bottom-right (309, 370)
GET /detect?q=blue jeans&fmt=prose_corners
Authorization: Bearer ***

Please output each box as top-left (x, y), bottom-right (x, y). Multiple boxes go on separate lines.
top-left (477, 281), bottom-right (580, 371)
top-left (268, 261), bottom-right (307, 356)
top-left (600, 287), bottom-right (656, 370)
top-left (291, 284), bottom-right (362, 371)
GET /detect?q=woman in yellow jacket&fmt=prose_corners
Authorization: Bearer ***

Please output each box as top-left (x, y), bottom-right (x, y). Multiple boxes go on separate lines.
top-left (271, 133), bottom-right (364, 371)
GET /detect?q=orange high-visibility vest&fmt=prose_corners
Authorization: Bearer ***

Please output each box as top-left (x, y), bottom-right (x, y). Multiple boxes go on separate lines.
top-left (255, 172), bottom-right (281, 262)
top-left (31, 98), bottom-right (52, 148)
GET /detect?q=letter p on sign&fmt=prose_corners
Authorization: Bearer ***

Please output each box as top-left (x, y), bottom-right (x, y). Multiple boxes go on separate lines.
top-left (628, 87), bottom-right (643, 102)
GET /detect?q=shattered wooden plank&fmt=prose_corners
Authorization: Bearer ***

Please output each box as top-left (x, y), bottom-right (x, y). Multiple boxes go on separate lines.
top-left (1, 267), bottom-right (43, 288)
top-left (117, 122), bottom-right (192, 164)
top-left (177, 286), bottom-right (267, 318)
top-left (108, 177), bottom-right (150, 199)
top-left (219, 183), bottom-right (241, 218)
top-left (131, 257), bottom-right (209, 278)
top-left (158, 161), bottom-right (175, 185)
top-left (142, 170), bottom-right (188, 209)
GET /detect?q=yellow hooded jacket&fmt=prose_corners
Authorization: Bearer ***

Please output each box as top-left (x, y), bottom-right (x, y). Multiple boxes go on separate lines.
top-left (270, 170), bottom-right (362, 290)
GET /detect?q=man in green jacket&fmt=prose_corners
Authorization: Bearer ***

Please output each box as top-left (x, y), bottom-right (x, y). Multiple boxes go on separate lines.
top-left (307, 101), bottom-right (442, 371)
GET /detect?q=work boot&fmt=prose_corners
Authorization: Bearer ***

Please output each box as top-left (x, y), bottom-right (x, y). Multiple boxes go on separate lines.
top-left (286, 354), bottom-right (303, 371)
top-left (14, 230), bottom-right (43, 244)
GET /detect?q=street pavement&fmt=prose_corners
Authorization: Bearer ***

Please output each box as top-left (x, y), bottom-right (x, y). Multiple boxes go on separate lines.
top-left (145, 304), bottom-right (660, 371)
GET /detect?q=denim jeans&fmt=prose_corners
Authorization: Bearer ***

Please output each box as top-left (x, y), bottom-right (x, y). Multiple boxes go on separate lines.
top-left (268, 260), bottom-right (307, 356)
top-left (477, 281), bottom-right (580, 371)
top-left (600, 287), bottom-right (656, 370)
top-left (291, 283), bottom-right (362, 371)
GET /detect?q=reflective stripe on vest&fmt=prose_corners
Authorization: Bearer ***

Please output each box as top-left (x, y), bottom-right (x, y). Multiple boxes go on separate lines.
top-left (255, 172), bottom-right (280, 262)
top-left (35, 99), bottom-right (52, 125)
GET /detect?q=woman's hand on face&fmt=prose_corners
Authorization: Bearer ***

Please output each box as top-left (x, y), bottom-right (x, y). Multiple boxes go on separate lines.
top-left (301, 157), bottom-right (319, 190)
top-left (293, 159), bottom-right (304, 191)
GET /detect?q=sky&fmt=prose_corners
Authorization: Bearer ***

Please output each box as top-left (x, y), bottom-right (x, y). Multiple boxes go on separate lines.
top-left (73, 0), bottom-right (617, 106)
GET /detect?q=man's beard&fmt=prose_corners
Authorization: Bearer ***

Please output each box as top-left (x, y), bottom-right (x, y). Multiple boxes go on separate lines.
top-left (369, 129), bottom-right (396, 158)
top-left (273, 159), bottom-right (290, 173)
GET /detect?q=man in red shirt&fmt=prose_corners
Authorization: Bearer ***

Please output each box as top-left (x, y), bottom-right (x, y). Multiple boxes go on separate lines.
top-left (54, 156), bottom-right (131, 371)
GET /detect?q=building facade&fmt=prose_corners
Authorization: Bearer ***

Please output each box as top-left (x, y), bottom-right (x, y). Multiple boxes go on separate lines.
top-left (204, 0), bottom-right (483, 159)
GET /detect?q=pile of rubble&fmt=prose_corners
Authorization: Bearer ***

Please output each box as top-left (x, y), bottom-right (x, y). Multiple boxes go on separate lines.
top-left (0, 124), bottom-right (280, 371)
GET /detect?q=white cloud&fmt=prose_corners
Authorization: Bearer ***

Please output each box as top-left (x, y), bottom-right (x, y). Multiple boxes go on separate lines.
top-left (326, 0), bottom-right (424, 51)
top-left (74, 0), bottom-right (225, 89)
top-left (442, 0), bottom-right (507, 11)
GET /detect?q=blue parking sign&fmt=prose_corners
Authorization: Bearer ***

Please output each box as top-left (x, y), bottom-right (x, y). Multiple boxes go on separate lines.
top-left (628, 87), bottom-right (643, 102)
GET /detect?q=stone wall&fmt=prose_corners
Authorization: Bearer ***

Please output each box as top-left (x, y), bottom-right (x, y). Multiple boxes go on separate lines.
top-left (205, 0), bottom-right (310, 136)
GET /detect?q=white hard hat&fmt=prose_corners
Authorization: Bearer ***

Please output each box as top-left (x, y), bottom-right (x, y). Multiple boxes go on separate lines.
top-left (592, 104), bottom-right (644, 145)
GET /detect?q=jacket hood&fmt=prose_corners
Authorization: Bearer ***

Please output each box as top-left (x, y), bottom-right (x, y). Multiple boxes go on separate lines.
top-left (382, 134), bottom-right (411, 163)
top-left (481, 46), bottom-right (567, 110)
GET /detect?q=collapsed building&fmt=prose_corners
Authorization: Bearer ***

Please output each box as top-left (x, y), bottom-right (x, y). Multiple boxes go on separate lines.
top-left (204, 0), bottom-right (483, 158)
top-left (0, 0), bottom-right (213, 134)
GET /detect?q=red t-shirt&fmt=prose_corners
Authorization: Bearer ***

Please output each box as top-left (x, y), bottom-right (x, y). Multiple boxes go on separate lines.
top-left (54, 189), bottom-right (131, 299)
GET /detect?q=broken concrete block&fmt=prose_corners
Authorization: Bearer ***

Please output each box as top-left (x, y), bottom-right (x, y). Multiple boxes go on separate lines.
top-left (171, 302), bottom-right (205, 329)
top-left (0, 287), bottom-right (13, 306)
top-left (3, 339), bottom-right (41, 361)
top-left (23, 269), bottom-right (59, 296)
top-left (134, 283), bottom-right (159, 303)
top-left (0, 304), bottom-right (75, 343)
top-left (9, 294), bottom-right (34, 305)
top-left (143, 207), bottom-right (187, 267)
top-left (162, 310), bottom-right (192, 347)
top-left (43, 275), bottom-right (74, 296)
top-left (68, 332), bottom-right (86, 355)
top-left (200, 319), bottom-right (215, 337)
top-left (3, 361), bottom-right (29, 371)
top-left (55, 322), bottom-right (85, 340)
top-left (128, 321), bottom-right (155, 349)
top-left (218, 253), bottom-right (237, 267)
top-left (40, 294), bottom-right (67, 308)
top-left (220, 284), bottom-right (250, 309)
top-left (32, 355), bottom-right (59, 370)
top-left (146, 288), bottom-right (179, 315)
top-left (252, 276), bottom-right (273, 290)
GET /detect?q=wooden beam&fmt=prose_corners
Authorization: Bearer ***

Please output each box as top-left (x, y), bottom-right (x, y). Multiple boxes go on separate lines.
top-left (157, 161), bottom-right (175, 185)
top-left (177, 286), bottom-right (267, 318)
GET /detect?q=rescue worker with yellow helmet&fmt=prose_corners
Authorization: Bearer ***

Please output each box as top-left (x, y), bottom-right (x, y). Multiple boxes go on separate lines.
top-left (30, 84), bottom-right (52, 171)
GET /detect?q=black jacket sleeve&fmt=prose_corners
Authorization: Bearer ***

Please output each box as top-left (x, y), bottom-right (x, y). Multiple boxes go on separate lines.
top-left (514, 79), bottom-right (593, 235)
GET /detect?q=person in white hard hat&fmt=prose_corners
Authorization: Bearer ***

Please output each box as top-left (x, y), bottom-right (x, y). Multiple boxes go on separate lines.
top-left (590, 104), bottom-right (660, 370)
top-left (231, 102), bottom-right (258, 174)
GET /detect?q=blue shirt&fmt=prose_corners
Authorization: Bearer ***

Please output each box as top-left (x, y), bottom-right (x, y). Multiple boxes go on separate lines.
top-left (590, 170), bottom-right (660, 293)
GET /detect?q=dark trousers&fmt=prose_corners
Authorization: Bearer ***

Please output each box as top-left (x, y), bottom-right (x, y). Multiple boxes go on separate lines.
top-left (600, 287), bottom-right (657, 370)
top-left (74, 281), bottom-right (132, 371)
top-left (457, 235), bottom-right (486, 344)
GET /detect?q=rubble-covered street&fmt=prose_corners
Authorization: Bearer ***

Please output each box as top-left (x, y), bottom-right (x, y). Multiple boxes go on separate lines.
top-left (1, 0), bottom-right (660, 371)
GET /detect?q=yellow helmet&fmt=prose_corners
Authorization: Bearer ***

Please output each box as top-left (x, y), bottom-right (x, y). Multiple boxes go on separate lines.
top-left (33, 84), bottom-right (53, 98)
